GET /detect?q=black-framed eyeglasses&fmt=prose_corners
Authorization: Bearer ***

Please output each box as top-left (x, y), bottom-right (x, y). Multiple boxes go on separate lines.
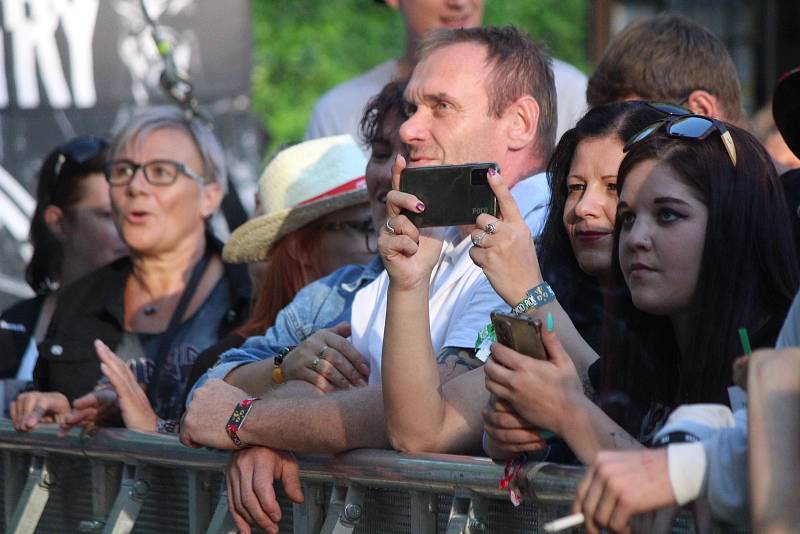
top-left (320, 219), bottom-right (378, 254)
top-left (54, 136), bottom-right (107, 178)
top-left (104, 159), bottom-right (207, 187)
top-left (623, 114), bottom-right (738, 167)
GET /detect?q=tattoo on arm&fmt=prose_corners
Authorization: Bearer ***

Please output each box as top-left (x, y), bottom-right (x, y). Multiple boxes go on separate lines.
top-left (436, 346), bottom-right (481, 382)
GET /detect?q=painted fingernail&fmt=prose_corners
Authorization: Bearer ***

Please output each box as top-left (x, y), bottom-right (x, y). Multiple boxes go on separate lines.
top-left (546, 312), bottom-right (554, 332)
top-left (416, 202), bottom-right (426, 212)
top-left (487, 167), bottom-right (497, 177)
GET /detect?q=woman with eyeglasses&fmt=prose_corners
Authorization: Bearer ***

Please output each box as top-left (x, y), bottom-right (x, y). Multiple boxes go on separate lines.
top-left (1, 137), bottom-right (127, 386)
top-left (11, 106), bottom-right (251, 433)
top-left (185, 135), bottom-right (376, 397)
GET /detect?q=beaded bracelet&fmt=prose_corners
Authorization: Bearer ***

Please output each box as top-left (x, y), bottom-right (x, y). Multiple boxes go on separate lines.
top-left (511, 282), bottom-right (556, 315)
top-left (225, 396), bottom-right (260, 448)
top-left (272, 346), bottom-right (295, 385)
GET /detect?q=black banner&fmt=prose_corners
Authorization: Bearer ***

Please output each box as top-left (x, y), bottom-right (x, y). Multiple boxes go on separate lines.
top-left (0, 0), bottom-right (261, 309)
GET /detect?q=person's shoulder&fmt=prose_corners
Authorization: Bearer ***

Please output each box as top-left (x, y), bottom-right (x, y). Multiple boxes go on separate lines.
top-left (551, 57), bottom-right (588, 83)
top-left (313, 60), bottom-right (398, 110)
top-left (511, 172), bottom-right (550, 204)
top-left (307, 261), bottom-right (375, 295)
top-left (59, 256), bottom-right (131, 300)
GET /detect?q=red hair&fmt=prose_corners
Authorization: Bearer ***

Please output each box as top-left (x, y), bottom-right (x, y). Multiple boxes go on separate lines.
top-left (237, 224), bottom-right (323, 337)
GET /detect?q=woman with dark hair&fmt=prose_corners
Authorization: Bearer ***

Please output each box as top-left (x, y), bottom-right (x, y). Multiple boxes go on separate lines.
top-left (537, 102), bottom-right (669, 351)
top-left (0, 137), bottom-right (127, 380)
top-left (483, 119), bottom-right (798, 466)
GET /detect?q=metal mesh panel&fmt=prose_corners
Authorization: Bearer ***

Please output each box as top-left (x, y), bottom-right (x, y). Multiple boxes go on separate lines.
top-left (131, 468), bottom-right (191, 534)
top-left (36, 457), bottom-right (96, 532)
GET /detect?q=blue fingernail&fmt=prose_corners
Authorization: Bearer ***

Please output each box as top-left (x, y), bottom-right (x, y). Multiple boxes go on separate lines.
top-left (546, 312), bottom-right (554, 332)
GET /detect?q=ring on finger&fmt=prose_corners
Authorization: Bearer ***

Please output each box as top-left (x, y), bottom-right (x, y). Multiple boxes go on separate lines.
top-left (384, 219), bottom-right (396, 235)
top-left (312, 357), bottom-right (321, 371)
top-left (485, 222), bottom-right (497, 235)
top-left (471, 231), bottom-right (487, 247)
top-left (318, 345), bottom-right (329, 359)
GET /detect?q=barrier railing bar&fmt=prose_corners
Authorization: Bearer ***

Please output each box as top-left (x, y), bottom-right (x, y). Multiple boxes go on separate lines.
top-left (8, 455), bottom-right (52, 534)
top-left (0, 420), bottom-right (584, 501)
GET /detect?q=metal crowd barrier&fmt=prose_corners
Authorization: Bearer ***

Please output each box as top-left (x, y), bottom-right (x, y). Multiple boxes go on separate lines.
top-left (0, 419), bottom-right (747, 533)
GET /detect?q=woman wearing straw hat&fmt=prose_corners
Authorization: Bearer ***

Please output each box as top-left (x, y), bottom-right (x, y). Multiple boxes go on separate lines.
top-left (186, 134), bottom-right (377, 395)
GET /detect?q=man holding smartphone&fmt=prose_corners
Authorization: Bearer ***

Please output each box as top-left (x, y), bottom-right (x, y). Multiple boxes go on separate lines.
top-left (183, 26), bottom-right (556, 533)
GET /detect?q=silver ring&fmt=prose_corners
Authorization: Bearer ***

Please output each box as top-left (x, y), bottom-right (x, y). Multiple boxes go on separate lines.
top-left (485, 222), bottom-right (497, 235)
top-left (471, 232), bottom-right (487, 247)
top-left (318, 345), bottom-right (329, 358)
top-left (384, 219), bottom-right (396, 234)
top-left (312, 357), bottom-right (321, 371)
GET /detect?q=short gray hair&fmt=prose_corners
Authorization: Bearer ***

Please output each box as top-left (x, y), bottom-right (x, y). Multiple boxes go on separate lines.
top-left (109, 106), bottom-right (228, 193)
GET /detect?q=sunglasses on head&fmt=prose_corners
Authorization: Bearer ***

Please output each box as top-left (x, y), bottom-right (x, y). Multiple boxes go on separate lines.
top-left (53, 136), bottom-right (108, 178)
top-left (623, 112), bottom-right (737, 167)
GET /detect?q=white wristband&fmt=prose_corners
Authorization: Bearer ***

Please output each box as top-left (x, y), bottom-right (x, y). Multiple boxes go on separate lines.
top-left (667, 441), bottom-right (708, 505)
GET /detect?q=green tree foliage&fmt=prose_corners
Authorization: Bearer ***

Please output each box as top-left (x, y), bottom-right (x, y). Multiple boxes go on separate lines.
top-left (251, 0), bottom-right (589, 155)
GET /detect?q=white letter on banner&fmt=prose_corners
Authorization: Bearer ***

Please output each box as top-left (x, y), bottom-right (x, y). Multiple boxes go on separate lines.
top-left (55, 0), bottom-right (99, 108)
top-left (0, 27), bottom-right (8, 107)
top-left (4, 0), bottom-right (71, 108)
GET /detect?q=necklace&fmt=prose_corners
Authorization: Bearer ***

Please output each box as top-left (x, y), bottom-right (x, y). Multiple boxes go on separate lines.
top-left (130, 272), bottom-right (159, 317)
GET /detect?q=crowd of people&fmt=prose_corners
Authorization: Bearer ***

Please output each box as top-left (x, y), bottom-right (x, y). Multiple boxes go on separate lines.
top-left (1, 2), bottom-right (799, 534)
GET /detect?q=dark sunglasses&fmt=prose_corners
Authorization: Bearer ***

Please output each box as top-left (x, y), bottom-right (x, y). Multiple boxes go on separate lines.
top-left (53, 136), bottom-right (108, 177)
top-left (623, 114), bottom-right (737, 167)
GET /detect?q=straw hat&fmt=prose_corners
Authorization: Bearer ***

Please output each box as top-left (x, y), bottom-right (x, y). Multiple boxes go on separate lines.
top-left (774, 66), bottom-right (800, 158)
top-left (223, 135), bottom-right (368, 263)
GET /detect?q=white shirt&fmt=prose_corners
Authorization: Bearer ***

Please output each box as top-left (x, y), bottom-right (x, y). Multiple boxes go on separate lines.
top-left (349, 173), bottom-right (550, 383)
top-left (304, 58), bottom-right (588, 152)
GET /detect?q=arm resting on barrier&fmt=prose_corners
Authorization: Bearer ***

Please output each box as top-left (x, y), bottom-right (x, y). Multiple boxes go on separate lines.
top-left (182, 378), bottom-right (389, 453)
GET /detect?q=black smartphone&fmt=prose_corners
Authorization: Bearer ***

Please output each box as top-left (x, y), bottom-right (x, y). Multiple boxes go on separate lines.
top-left (490, 311), bottom-right (546, 360)
top-left (399, 162), bottom-right (499, 227)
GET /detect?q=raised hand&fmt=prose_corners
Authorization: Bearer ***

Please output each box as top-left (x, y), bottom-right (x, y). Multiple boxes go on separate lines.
top-left (469, 169), bottom-right (542, 306)
top-left (379, 155), bottom-right (445, 291)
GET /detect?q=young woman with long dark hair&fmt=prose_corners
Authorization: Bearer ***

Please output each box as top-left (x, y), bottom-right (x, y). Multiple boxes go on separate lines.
top-left (484, 120), bottom-right (798, 463)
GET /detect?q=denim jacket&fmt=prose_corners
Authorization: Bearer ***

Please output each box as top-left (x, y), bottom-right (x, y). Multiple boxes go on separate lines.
top-left (187, 256), bottom-right (384, 402)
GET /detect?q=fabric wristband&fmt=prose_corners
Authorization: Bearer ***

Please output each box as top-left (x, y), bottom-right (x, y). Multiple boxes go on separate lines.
top-left (667, 441), bottom-right (708, 505)
top-left (225, 396), bottom-right (260, 448)
top-left (511, 282), bottom-right (556, 315)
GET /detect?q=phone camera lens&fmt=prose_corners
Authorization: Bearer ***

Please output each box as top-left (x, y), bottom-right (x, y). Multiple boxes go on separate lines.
top-left (471, 169), bottom-right (489, 186)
